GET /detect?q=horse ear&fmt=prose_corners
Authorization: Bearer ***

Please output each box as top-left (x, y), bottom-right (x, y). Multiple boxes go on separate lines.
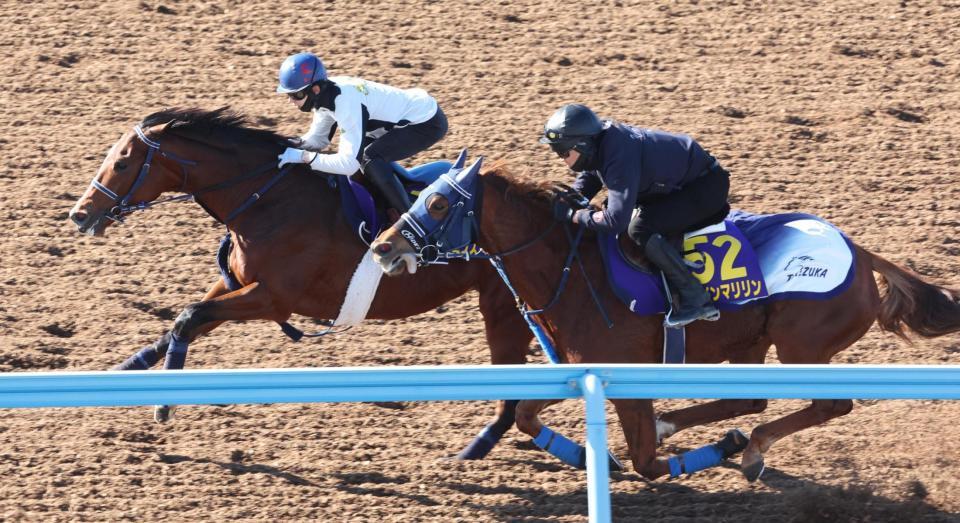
top-left (456, 156), bottom-right (483, 184)
top-left (144, 121), bottom-right (174, 136)
top-left (452, 148), bottom-right (468, 170)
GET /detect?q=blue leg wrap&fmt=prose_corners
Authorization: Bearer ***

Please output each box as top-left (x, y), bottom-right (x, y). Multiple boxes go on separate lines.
top-left (458, 423), bottom-right (508, 460)
top-left (534, 426), bottom-right (586, 469)
top-left (458, 400), bottom-right (518, 459)
top-left (164, 335), bottom-right (189, 370)
top-left (116, 346), bottom-right (161, 370)
top-left (668, 443), bottom-right (724, 478)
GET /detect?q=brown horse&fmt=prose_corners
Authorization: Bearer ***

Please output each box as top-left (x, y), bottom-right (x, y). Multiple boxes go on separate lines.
top-left (68, 108), bottom-right (532, 459)
top-left (370, 157), bottom-right (960, 481)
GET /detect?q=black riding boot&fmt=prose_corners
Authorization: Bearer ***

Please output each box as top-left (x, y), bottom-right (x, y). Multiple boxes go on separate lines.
top-left (644, 233), bottom-right (720, 327)
top-left (363, 158), bottom-right (412, 213)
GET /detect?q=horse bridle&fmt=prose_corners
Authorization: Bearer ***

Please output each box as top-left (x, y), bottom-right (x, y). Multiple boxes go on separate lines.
top-left (88, 125), bottom-right (293, 225)
top-left (88, 125), bottom-right (198, 224)
top-left (396, 175), bottom-right (611, 324)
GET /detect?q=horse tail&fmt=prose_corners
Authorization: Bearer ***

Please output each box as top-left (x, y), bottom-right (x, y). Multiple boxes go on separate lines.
top-left (865, 247), bottom-right (960, 339)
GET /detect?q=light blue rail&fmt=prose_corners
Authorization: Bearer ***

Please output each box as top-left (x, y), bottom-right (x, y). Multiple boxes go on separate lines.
top-left (1, 363), bottom-right (958, 522)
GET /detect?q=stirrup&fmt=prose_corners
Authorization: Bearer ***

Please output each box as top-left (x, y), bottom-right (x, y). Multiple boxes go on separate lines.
top-left (664, 305), bottom-right (720, 328)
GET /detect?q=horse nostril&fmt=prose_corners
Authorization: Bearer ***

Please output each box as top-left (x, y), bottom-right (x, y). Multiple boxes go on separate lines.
top-left (70, 211), bottom-right (87, 225)
top-left (375, 242), bottom-right (392, 255)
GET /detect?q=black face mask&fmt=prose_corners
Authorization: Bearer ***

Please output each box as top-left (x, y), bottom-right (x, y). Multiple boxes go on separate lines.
top-left (297, 87), bottom-right (318, 113)
top-left (301, 81), bottom-right (340, 113)
top-left (570, 137), bottom-right (601, 172)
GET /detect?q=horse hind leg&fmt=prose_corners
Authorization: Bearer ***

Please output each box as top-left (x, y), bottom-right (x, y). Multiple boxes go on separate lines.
top-left (614, 398), bottom-right (748, 480)
top-left (656, 398), bottom-right (767, 446)
top-left (742, 275), bottom-right (877, 481)
top-left (655, 339), bottom-right (772, 445)
top-left (740, 399), bottom-right (852, 481)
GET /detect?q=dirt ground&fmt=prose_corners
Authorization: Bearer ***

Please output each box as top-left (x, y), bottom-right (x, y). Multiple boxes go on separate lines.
top-left (1, 0), bottom-right (958, 521)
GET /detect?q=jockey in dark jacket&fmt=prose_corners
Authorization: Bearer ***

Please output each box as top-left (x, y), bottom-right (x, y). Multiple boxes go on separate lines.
top-left (541, 103), bottom-right (728, 327)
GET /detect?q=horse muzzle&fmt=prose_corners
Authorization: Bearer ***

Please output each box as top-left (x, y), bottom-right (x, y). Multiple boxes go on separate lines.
top-left (371, 240), bottom-right (419, 276)
top-left (68, 207), bottom-right (110, 237)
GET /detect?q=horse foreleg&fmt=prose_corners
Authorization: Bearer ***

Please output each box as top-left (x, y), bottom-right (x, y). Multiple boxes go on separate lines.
top-left (514, 399), bottom-right (624, 471)
top-left (164, 281), bottom-right (285, 370)
top-left (655, 340), bottom-right (771, 444)
top-left (154, 281), bottom-right (286, 424)
top-left (655, 399), bottom-right (767, 445)
top-left (457, 287), bottom-right (533, 460)
top-left (613, 399), bottom-right (669, 479)
top-left (113, 279), bottom-right (231, 371)
top-left (516, 399), bottom-right (585, 468)
top-left (741, 398), bottom-right (853, 482)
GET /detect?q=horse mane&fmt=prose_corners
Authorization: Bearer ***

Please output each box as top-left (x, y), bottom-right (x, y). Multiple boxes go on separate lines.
top-left (140, 107), bottom-right (287, 145)
top-left (481, 160), bottom-right (555, 209)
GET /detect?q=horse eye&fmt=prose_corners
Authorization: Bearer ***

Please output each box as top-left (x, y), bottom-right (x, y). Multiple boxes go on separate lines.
top-left (430, 201), bottom-right (447, 211)
top-left (114, 161), bottom-right (128, 171)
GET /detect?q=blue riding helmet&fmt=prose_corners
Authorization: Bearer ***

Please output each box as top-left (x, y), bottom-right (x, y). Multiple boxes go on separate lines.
top-left (276, 52), bottom-right (327, 94)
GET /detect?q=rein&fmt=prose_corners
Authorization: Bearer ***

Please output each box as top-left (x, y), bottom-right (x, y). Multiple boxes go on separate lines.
top-left (419, 179), bottom-right (612, 337)
top-left (89, 125), bottom-right (292, 225)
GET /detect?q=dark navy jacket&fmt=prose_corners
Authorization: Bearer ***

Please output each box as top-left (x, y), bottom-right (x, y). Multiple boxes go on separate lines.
top-left (571, 121), bottom-right (715, 233)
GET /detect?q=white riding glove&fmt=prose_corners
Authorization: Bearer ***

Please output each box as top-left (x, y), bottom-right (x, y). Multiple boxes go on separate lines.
top-left (278, 147), bottom-right (308, 168)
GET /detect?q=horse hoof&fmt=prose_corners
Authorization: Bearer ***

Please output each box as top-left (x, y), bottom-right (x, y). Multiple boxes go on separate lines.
top-left (154, 405), bottom-right (177, 424)
top-left (741, 456), bottom-right (765, 482)
top-left (608, 452), bottom-right (625, 473)
top-left (717, 429), bottom-right (750, 459)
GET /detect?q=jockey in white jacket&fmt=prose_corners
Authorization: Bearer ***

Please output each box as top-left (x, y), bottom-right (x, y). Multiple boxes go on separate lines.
top-left (276, 52), bottom-right (448, 212)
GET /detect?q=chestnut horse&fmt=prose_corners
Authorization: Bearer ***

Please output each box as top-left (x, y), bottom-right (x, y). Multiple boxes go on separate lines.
top-left (68, 108), bottom-right (532, 459)
top-left (370, 155), bottom-right (960, 481)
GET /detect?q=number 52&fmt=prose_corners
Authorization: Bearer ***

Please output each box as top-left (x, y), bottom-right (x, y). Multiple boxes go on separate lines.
top-left (683, 234), bottom-right (747, 284)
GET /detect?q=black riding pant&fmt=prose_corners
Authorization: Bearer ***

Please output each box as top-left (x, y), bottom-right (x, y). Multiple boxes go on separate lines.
top-left (362, 106), bottom-right (448, 165)
top-left (627, 167), bottom-right (730, 248)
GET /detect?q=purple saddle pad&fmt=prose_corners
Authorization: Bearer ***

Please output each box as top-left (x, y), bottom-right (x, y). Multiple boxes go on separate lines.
top-left (598, 219), bottom-right (769, 316)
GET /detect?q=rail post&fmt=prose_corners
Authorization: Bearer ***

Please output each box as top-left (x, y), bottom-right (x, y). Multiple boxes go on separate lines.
top-left (581, 371), bottom-right (611, 523)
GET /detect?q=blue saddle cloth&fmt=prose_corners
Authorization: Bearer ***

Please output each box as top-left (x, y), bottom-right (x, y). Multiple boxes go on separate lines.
top-left (599, 210), bottom-right (857, 316)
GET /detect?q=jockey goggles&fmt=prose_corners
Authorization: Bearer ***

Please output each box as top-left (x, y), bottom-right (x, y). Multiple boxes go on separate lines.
top-left (549, 142), bottom-right (574, 159)
top-left (288, 87), bottom-right (310, 101)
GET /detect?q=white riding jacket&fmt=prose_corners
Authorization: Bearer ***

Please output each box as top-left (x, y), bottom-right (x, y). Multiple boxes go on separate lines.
top-left (301, 76), bottom-right (438, 176)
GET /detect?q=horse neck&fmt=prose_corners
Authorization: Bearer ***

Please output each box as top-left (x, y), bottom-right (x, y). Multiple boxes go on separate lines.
top-left (170, 135), bottom-right (323, 231)
top-left (477, 173), bottom-right (573, 310)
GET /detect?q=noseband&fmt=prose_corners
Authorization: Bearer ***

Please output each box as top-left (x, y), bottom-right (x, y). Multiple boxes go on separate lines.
top-left (88, 125), bottom-right (197, 223)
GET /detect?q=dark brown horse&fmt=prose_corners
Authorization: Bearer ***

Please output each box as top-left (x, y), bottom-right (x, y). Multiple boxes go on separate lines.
top-left (68, 108), bottom-right (532, 459)
top-left (370, 157), bottom-right (960, 481)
